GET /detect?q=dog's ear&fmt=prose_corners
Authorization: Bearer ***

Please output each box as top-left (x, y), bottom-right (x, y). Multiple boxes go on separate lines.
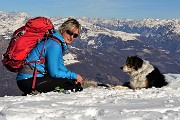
top-left (134, 58), bottom-right (143, 70)
top-left (127, 56), bottom-right (132, 63)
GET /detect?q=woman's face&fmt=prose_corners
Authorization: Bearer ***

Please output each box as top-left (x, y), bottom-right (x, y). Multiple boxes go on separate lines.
top-left (61, 28), bottom-right (79, 44)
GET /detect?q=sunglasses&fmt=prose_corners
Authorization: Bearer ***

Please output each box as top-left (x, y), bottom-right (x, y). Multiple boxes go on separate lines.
top-left (66, 30), bottom-right (79, 38)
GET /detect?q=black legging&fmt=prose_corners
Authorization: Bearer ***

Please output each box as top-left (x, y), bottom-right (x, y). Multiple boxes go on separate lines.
top-left (17, 75), bottom-right (77, 95)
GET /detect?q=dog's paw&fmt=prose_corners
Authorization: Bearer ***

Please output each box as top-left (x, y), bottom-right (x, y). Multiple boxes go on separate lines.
top-left (82, 80), bottom-right (98, 88)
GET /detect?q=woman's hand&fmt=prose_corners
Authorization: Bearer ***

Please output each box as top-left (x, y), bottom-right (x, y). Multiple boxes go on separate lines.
top-left (76, 74), bottom-right (83, 84)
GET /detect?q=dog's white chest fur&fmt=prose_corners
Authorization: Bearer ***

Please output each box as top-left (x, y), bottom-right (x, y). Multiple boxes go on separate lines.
top-left (130, 60), bottom-right (154, 89)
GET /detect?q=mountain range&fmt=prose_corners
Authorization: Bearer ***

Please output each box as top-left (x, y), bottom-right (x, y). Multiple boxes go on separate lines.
top-left (0, 11), bottom-right (179, 96)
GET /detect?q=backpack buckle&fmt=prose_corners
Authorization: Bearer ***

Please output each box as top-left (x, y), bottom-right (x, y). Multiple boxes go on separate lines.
top-left (36, 59), bottom-right (41, 64)
top-left (36, 58), bottom-right (45, 64)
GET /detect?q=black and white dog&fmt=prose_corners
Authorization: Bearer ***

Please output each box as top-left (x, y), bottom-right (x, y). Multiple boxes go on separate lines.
top-left (121, 56), bottom-right (168, 89)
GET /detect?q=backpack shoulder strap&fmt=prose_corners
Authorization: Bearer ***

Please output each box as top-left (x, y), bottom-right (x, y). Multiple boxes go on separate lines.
top-left (49, 36), bottom-right (64, 51)
top-left (50, 36), bottom-right (63, 44)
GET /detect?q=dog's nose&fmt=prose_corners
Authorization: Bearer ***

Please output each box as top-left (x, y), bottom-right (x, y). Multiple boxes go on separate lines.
top-left (120, 66), bottom-right (123, 69)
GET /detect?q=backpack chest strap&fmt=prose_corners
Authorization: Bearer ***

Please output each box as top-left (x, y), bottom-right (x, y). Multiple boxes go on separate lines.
top-left (25, 58), bottom-right (45, 64)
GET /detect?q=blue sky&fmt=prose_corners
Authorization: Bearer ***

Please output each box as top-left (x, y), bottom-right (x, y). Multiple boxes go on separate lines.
top-left (0, 0), bottom-right (180, 19)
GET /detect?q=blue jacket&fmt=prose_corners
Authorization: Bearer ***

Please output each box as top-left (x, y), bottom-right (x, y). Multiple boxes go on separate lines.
top-left (16, 30), bottom-right (77, 81)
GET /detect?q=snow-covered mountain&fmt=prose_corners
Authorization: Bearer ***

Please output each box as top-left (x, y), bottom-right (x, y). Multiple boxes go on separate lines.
top-left (0, 11), bottom-right (180, 96)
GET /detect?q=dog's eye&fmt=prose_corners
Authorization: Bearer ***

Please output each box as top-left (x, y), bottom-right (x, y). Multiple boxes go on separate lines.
top-left (126, 63), bottom-right (129, 67)
top-left (126, 64), bottom-right (131, 67)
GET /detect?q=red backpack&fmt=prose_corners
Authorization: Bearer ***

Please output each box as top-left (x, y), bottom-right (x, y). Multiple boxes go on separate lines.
top-left (2, 16), bottom-right (55, 73)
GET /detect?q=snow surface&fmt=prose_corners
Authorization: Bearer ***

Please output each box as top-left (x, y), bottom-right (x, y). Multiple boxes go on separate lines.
top-left (0, 74), bottom-right (180, 120)
top-left (63, 53), bottom-right (79, 65)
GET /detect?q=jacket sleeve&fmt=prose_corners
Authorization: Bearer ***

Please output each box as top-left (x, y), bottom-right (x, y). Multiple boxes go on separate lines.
top-left (46, 44), bottom-right (77, 80)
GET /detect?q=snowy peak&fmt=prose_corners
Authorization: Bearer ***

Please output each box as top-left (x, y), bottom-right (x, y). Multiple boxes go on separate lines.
top-left (1, 12), bottom-right (180, 41)
top-left (0, 11), bottom-right (30, 34)
top-left (78, 17), bottom-right (180, 42)
top-left (78, 18), bottom-right (140, 41)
